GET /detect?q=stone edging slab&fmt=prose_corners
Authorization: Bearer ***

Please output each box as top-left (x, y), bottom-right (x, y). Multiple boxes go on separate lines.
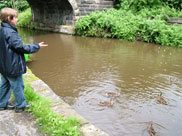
top-left (26, 69), bottom-right (109, 136)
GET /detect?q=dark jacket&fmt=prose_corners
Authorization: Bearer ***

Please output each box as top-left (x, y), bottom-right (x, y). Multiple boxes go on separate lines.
top-left (0, 22), bottom-right (40, 77)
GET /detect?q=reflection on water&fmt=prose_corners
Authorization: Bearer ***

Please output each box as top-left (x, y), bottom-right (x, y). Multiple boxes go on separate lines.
top-left (19, 28), bottom-right (182, 136)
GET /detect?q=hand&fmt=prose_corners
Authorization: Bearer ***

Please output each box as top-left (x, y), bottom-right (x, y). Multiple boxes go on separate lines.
top-left (39, 42), bottom-right (48, 48)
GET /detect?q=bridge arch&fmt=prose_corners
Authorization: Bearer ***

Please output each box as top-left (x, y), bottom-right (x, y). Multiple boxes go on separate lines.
top-left (26, 0), bottom-right (113, 33)
top-left (26, 0), bottom-right (78, 25)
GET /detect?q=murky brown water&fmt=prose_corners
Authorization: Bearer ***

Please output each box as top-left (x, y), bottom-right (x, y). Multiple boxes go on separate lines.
top-left (19, 28), bottom-right (182, 136)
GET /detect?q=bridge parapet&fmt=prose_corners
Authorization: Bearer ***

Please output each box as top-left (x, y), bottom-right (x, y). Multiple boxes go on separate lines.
top-left (78, 0), bottom-right (113, 16)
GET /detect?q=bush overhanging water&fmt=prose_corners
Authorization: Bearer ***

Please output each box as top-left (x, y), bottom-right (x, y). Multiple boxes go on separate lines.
top-left (75, 3), bottom-right (182, 47)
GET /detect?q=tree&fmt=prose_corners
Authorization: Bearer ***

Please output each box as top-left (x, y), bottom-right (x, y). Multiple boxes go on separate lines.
top-left (0, 0), bottom-right (29, 11)
top-left (11, 0), bottom-right (16, 9)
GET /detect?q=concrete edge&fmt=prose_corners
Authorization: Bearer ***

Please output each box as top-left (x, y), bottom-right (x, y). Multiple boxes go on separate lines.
top-left (25, 69), bottom-right (109, 136)
top-left (32, 23), bottom-right (74, 34)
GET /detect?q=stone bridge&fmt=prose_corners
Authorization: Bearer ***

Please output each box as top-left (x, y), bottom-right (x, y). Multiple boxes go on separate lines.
top-left (26, 0), bottom-right (114, 33)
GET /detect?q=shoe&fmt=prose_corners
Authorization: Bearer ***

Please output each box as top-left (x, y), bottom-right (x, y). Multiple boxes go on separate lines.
top-left (15, 103), bottom-right (32, 113)
top-left (0, 104), bottom-right (15, 111)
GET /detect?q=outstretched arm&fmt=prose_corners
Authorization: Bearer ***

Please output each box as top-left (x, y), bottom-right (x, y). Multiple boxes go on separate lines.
top-left (8, 31), bottom-right (40, 54)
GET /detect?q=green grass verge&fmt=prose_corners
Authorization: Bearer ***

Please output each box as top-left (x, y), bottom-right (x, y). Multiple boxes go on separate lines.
top-left (24, 80), bottom-right (81, 136)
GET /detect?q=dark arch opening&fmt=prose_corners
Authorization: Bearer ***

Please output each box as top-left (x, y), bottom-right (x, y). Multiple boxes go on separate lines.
top-left (26, 0), bottom-right (74, 25)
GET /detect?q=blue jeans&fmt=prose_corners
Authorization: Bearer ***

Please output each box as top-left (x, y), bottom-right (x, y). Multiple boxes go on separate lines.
top-left (0, 74), bottom-right (26, 108)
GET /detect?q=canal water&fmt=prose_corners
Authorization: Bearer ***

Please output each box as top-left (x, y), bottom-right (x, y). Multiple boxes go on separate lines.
top-left (19, 28), bottom-right (182, 136)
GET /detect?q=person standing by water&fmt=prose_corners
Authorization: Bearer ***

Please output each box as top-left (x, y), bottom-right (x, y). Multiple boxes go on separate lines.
top-left (0, 8), bottom-right (48, 112)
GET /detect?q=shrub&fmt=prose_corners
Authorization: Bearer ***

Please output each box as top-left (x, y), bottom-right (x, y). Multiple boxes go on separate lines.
top-left (115, 0), bottom-right (162, 11)
top-left (17, 8), bottom-right (33, 28)
top-left (74, 7), bottom-right (182, 47)
top-left (162, 0), bottom-right (182, 10)
top-left (115, 0), bottom-right (182, 11)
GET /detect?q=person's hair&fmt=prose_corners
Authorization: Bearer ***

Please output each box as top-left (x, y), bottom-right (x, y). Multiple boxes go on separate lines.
top-left (0, 8), bottom-right (18, 23)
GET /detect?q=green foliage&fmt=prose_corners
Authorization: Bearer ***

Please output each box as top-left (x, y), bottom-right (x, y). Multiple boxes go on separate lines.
top-left (115, 0), bottom-right (182, 11)
top-left (138, 6), bottom-right (182, 20)
top-left (115, 0), bottom-right (162, 11)
top-left (0, 0), bottom-right (29, 11)
top-left (75, 7), bottom-right (182, 47)
top-left (75, 9), bottom-right (138, 40)
top-left (17, 8), bottom-right (33, 29)
top-left (16, 0), bottom-right (29, 12)
top-left (137, 19), bottom-right (182, 47)
top-left (0, 0), bottom-right (12, 10)
top-left (161, 0), bottom-right (182, 10)
top-left (24, 81), bottom-right (81, 136)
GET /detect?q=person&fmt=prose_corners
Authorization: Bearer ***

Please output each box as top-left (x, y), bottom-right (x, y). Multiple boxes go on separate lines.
top-left (0, 8), bottom-right (48, 112)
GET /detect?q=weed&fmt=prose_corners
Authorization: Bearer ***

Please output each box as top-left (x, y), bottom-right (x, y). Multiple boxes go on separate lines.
top-left (24, 82), bottom-right (81, 136)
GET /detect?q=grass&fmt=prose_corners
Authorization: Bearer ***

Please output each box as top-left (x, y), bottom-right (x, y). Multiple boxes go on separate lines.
top-left (23, 75), bottom-right (81, 136)
top-left (23, 69), bottom-right (39, 82)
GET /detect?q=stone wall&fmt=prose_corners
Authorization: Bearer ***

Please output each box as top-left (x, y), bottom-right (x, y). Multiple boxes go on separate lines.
top-left (26, 0), bottom-right (113, 33)
top-left (78, 0), bottom-right (113, 16)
